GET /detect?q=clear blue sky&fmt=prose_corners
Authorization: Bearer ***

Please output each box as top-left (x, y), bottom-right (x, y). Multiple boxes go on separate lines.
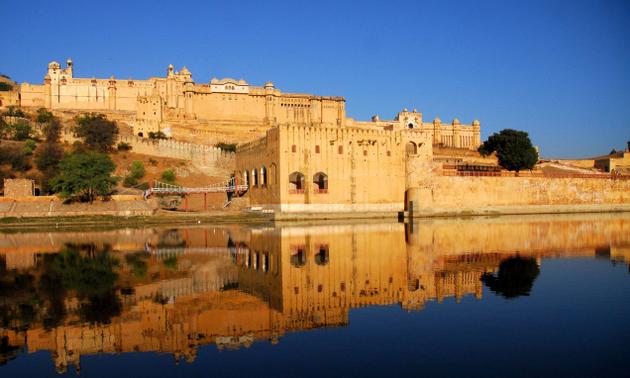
top-left (2, 0), bottom-right (629, 158)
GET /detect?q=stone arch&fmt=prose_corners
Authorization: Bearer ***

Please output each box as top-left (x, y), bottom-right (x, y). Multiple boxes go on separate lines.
top-left (260, 166), bottom-right (267, 187)
top-left (315, 245), bottom-right (329, 265)
top-left (289, 171), bottom-right (305, 191)
top-left (405, 141), bottom-right (417, 155)
top-left (251, 168), bottom-right (258, 187)
top-left (290, 246), bottom-right (307, 268)
top-left (243, 170), bottom-right (250, 187)
top-left (269, 163), bottom-right (277, 186)
top-left (313, 172), bottom-right (328, 192)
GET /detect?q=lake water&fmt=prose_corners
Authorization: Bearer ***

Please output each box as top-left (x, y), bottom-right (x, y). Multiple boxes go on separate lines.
top-left (1, 214), bottom-right (629, 377)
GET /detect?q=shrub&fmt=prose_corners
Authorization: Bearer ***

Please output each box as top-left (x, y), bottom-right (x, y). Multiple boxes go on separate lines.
top-left (117, 142), bottom-right (132, 151)
top-left (23, 139), bottom-right (37, 155)
top-left (215, 142), bottom-right (237, 152)
top-left (148, 131), bottom-right (167, 140)
top-left (36, 108), bottom-right (55, 124)
top-left (3, 106), bottom-right (25, 117)
top-left (12, 120), bottom-right (32, 141)
top-left (148, 158), bottom-right (158, 166)
top-left (34, 142), bottom-right (64, 193)
top-left (161, 169), bottom-right (176, 184)
top-left (130, 161), bottom-right (145, 179)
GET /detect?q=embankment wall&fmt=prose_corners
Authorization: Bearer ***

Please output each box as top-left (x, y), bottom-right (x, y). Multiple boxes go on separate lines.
top-left (407, 176), bottom-right (630, 216)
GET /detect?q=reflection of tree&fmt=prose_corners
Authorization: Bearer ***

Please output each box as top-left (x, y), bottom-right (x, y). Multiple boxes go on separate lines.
top-left (50, 244), bottom-right (121, 324)
top-left (481, 256), bottom-right (540, 298)
top-left (0, 336), bottom-right (20, 366)
top-left (125, 252), bottom-right (150, 279)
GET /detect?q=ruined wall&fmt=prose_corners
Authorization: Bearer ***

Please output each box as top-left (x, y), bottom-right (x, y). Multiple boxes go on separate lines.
top-left (408, 175), bottom-right (630, 214)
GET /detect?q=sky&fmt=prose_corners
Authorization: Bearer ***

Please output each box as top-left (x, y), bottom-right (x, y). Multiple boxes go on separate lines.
top-left (1, 0), bottom-right (629, 158)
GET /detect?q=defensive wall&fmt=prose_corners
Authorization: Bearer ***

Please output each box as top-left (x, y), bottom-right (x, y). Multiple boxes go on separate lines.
top-left (0, 195), bottom-right (157, 218)
top-left (406, 174), bottom-right (630, 216)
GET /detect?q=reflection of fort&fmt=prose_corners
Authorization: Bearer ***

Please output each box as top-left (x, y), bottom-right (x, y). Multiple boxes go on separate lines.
top-left (1, 213), bottom-right (629, 372)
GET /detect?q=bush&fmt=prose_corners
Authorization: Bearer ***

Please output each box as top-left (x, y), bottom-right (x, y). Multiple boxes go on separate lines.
top-left (34, 142), bottom-right (64, 193)
top-left (130, 161), bottom-right (145, 179)
top-left (3, 106), bottom-right (25, 117)
top-left (161, 169), bottom-right (176, 184)
top-left (215, 142), bottom-right (237, 152)
top-left (23, 139), bottom-right (37, 155)
top-left (148, 158), bottom-right (158, 166)
top-left (117, 142), bottom-right (132, 151)
top-left (148, 131), bottom-right (167, 140)
top-left (123, 175), bottom-right (139, 187)
top-left (36, 108), bottom-right (54, 124)
top-left (12, 120), bottom-right (32, 141)
top-left (74, 113), bottom-right (119, 152)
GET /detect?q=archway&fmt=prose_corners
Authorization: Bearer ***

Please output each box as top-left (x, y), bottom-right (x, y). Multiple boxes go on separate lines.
top-left (289, 171), bottom-right (305, 191)
top-left (313, 172), bottom-right (328, 193)
top-left (405, 141), bottom-right (417, 155)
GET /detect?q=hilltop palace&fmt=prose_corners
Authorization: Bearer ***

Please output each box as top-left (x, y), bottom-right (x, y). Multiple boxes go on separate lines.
top-left (17, 59), bottom-right (481, 149)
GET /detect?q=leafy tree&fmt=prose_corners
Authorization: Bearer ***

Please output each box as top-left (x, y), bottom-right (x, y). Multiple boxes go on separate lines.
top-left (35, 108), bottom-right (54, 124)
top-left (74, 113), bottom-right (119, 152)
top-left (2, 106), bottom-right (24, 118)
top-left (0, 82), bottom-right (12, 91)
top-left (609, 149), bottom-right (617, 155)
top-left (11, 120), bottom-right (32, 141)
top-left (478, 129), bottom-right (538, 171)
top-left (0, 144), bottom-right (31, 172)
top-left (50, 151), bottom-right (118, 202)
top-left (34, 143), bottom-right (64, 193)
top-left (481, 256), bottom-right (540, 298)
top-left (51, 244), bottom-right (121, 324)
top-left (161, 169), bottom-right (176, 184)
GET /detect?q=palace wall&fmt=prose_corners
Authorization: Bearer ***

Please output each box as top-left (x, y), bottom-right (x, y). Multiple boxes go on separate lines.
top-left (407, 175), bottom-right (630, 215)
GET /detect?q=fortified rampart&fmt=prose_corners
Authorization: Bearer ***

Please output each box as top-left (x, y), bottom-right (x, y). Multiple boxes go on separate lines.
top-left (406, 175), bottom-right (630, 216)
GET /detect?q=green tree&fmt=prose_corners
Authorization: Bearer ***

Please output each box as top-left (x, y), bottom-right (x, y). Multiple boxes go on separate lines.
top-left (34, 143), bottom-right (64, 193)
top-left (478, 129), bottom-right (538, 171)
top-left (36, 108), bottom-right (54, 124)
top-left (0, 144), bottom-right (31, 172)
top-left (12, 120), bottom-right (32, 141)
top-left (74, 113), bottom-right (119, 152)
top-left (50, 151), bottom-right (118, 202)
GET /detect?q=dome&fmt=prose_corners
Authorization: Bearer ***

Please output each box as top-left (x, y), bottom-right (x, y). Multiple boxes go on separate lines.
top-left (472, 119), bottom-right (480, 126)
top-left (452, 118), bottom-right (460, 126)
top-left (210, 77), bottom-right (218, 84)
top-left (179, 67), bottom-right (191, 75)
top-left (433, 117), bottom-right (441, 124)
top-left (48, 61), bottom-right (60, 69)
top-left (264, 81), bottom-right (275, 88)
top-left (66, 58), bottom-right (73, 64)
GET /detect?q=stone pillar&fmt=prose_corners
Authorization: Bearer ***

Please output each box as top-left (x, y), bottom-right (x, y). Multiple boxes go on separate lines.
top-left (452, 119), bottom-right (461, 148)
top-left (183, 81), bottom-right (194, 117)
top-left (264, 82), bottom-right (275, 124)
top-left (432, 118), bottom-right (441, 146)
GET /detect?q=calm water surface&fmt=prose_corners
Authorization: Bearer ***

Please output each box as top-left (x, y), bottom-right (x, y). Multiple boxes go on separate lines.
top-left (1, 214), bottom-right (629, 377)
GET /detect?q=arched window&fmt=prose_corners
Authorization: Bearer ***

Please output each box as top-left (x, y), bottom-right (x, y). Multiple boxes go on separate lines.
top-left (408, 278), bottom-right (420, 292)
top-left (408, 123), bottom-right (414, 129)
top-left (315, 245), bottom-right (329, 265)
top-left (243, 170), bottom-right (249, 187)
top-left (262, 252), bottom-right (269, 272)
top-left (290, 246), bottom-right (307, 268)
top-left (252, 168), bottom-right (258, 187)
top-left (260, 166), bottom-right (267, 187)
top-left (291, 145), bottom-right (297, 153)
top-left (313, 172), bottom-right (328, 193)
top-left (288, 171), bottom-right (305, 193)
top-left (405, 141), bottom-right (417, 155)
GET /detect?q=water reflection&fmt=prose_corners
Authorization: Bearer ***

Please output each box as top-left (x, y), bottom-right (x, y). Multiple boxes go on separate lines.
top-left (0, 214), bottom-right (629, 373)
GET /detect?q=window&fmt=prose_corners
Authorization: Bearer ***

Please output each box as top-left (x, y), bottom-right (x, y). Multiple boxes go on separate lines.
top-left (315, 245), bottom-right (329, 265)
top-left (313, 172), bottom-right (328, 193)
top-left (289, 171), bottom-right (305, 193)
top-left (290, 246), bottom-right (307, 267)
top-left (315, 145), bottom-right (320, 154)
top-left (338, 146), bottom-right (343, 154)
top-left (387, 150), bottom-right (391, 157)
top-left (243, 170), bottom-right (250, 187)
top-left (260, 166), bottom-right (267, 187)
top-left (252, 169), bottom-right (258, 187)
top-left (291, 144), bottom-right (297, 153)
top-left (363, 150), bottom-right (368, 156)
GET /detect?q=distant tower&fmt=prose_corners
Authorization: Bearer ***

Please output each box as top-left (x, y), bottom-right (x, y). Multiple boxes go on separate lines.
top-left (66, 58), bottom-right (73, 77)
